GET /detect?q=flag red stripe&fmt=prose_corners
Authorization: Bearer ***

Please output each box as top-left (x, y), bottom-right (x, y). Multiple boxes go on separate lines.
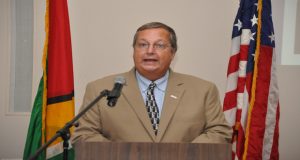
top-left (227, 45), bottom-right (249, 76)
top-left (245, 72), bottom-right (253, 97)
top-left (245, 45), bottom-right (273, 159)
top-left (47, 0), bottom-right (74, 98)
top-left (237, 77), bottom-right (247, 93)
top-left (223, 90), bottom-right (237, 110)
top-left (239, 45), bottom-right (249, 60)
top-left (227, 54), bottom-right (240, 76)
top-left (236, 122), bottom-right (245, 159)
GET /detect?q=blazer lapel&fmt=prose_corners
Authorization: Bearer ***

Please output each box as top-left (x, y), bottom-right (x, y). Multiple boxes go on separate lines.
top-left (156, 71), bottom-right (185, 142)
top-left (122, 69), bottom-right (157, 141)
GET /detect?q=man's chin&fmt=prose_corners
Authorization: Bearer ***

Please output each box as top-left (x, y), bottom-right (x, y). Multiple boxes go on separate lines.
top-left (142, 66), bottom-right (159, 72)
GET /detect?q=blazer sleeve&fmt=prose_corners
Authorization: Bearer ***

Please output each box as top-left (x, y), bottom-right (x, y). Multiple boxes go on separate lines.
top-left (191, 84), bottom-right (232, 143)
top-left (72, 82), bottom-right (111, 144)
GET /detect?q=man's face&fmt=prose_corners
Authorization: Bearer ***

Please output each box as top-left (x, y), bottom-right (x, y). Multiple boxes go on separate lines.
top-left (133, 28), bottom-right (175, 81)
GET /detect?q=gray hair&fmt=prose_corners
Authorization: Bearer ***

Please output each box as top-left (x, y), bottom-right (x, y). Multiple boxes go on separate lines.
top-left (132, 22), bottom-right (177, 53)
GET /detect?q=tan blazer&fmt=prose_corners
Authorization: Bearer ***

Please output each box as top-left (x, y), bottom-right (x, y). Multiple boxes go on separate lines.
top-left (73, 68), bottom-right (232, 143)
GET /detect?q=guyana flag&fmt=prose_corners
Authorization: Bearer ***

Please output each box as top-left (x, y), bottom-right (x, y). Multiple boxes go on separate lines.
top-left (23, 0), bottom-right (75, 159)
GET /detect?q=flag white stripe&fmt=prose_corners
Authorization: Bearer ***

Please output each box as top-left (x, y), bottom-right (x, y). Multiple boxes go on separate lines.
top-left (226, 71), bottom-right (238, 92)
top-left (241, 29), bottom-right (252, 45)
top-left (46, 142), bottom-right (63, 159)
top-left (238, 61), bottom-right (247, 77)
top-left (241, 87), bottom-right (249, 130)
top-left (231, 36), bottom-right (241, 56)
top-left (237, 93), bottom-right (245, 110)
top-left (46, 141), bottom-right (73, 159)
top-left (224, 108), bottom-right (237, 126)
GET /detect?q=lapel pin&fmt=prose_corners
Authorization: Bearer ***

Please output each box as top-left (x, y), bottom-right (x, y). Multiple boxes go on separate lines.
top-left (170, 95), bottom-right (177, 99)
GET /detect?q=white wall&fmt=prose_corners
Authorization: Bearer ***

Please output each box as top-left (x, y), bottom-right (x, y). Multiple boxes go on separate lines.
top-left (0, 0), bottom-right (299, 159)
top-left (277, 66), bottom-right (300, 159)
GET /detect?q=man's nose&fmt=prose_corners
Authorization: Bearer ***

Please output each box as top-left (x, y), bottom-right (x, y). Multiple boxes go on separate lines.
top-left (146, 44), bottom-right (155, 54)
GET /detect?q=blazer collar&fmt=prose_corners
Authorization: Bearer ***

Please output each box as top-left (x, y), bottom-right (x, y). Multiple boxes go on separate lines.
top-left (122, 68), bottom-right (157, 140)
top-left (156, 70), bottom-right (185, 142)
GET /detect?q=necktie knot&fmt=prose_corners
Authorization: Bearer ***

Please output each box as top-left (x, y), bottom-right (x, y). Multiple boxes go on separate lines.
top-left (148, 82), bottom-right (156, 90)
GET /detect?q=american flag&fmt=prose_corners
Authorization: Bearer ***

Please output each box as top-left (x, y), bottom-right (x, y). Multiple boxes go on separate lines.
top-left (223, 0), bottom-right (280, 159)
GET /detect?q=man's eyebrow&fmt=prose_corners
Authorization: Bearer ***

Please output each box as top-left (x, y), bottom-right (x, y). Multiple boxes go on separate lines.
top-left (137, 39), bottom-right (166, 43)
top-left (137, 39), bottom-right (148, 42)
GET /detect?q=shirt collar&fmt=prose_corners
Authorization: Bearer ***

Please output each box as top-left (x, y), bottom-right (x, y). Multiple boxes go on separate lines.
top-left (135, 70), bottom-right (169, 92)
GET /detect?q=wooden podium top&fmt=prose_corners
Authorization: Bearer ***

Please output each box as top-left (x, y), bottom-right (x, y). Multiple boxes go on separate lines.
top-left (74, 142), bottom-right (231, 160)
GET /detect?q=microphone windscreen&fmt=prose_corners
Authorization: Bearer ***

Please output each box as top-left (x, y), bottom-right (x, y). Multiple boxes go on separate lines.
top-left (115, 76), bottom-right (126, 85)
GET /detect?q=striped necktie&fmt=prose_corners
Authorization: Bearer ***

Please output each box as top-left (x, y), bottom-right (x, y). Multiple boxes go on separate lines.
top-left (145, 82), bottom-right (160, 135)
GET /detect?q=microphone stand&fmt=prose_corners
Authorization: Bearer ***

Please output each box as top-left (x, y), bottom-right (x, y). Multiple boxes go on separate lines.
top-left (29, 89), bottom-right (111, 160)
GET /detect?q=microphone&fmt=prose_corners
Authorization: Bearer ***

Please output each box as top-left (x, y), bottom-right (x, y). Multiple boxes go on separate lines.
top-left (107, 76), bottom-right (126, 107)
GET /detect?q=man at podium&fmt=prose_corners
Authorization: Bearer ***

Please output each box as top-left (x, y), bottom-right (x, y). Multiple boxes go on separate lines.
top-left (72, 22), bottom-right (232, 144)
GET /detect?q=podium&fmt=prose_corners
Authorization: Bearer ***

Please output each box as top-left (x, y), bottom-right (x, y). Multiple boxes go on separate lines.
top-left (74, 142), bottom-right (231, 160)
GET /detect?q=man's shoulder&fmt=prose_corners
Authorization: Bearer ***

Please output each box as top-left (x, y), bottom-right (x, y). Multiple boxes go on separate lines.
top-left (170, 71), bottom-right (219, 94)
top-left (91, 72), bottom-right (128, 84)
top-left (171, 71), bottom-right (215, 86)
top-left (87, 69), bottom-right (133, 88)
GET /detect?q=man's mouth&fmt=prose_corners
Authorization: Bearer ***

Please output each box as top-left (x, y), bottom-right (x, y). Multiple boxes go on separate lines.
top-left (144, 58), bottom-right (157, 62)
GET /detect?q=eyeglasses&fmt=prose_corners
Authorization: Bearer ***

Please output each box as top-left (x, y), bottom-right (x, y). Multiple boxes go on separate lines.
top-left (135, 42), bottom-right (170, 51)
